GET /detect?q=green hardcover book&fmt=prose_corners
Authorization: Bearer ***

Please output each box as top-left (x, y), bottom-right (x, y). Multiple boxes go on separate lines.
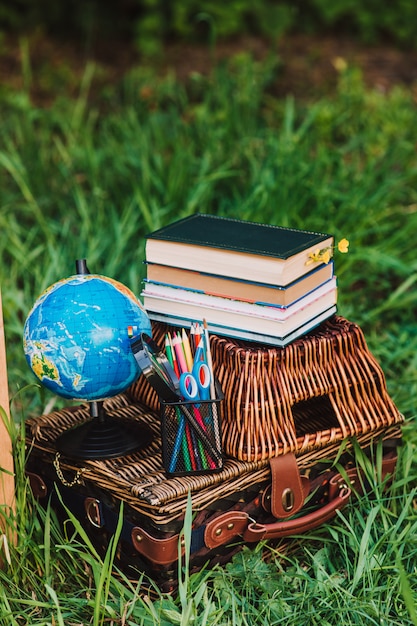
top-left (145, 214), bottom-right (333, 287)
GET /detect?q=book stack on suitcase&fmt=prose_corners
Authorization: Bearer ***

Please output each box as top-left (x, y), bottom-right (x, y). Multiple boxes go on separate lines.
top-left (23, 215), bottom-right (404, 595)
top-left (141, 214), bottom-right (338, 346)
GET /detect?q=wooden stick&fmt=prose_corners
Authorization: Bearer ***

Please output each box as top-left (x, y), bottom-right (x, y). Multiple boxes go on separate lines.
top-left (0, 290), bottom-right (15, 551)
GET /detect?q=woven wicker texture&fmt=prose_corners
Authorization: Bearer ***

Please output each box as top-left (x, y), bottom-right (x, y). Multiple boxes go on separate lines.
top-left (26, 393), bottom-right (401, 527)
top-left (129, 316), bottom-right (404, 462)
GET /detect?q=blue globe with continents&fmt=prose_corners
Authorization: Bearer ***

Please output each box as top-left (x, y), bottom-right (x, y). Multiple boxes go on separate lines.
top-left (23, 270), bottom-right (152, 402)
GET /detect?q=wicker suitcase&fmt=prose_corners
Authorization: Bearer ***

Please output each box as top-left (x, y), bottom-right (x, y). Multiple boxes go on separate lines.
top-left (25, 392), bottom-right (401, 592)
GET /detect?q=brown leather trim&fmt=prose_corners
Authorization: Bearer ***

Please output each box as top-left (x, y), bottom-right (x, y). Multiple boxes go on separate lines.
top-left (27, 472), bottom-right (48, 498)
top-left (268, 453), bottom-right (309, 519)
top-left (204, 511), bottom-right (249, 550)
top-left (84, 498), bottom-right (104, 528)
top-left (131, 527), bottom-right (182, 566)
top-left (381, 452), bottom-right (398, 480)
top-left (329, 451), bottom-right (398, 499)
top-left (244, 452), bottom-right (399, 542)
top-left (129, 451), bottom-right (398, 564)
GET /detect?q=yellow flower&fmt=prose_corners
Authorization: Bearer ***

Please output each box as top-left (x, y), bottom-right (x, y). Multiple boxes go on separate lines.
top-left (321, 249), bottom-right (332, 264)
top-left (305, 237), bottom-right (350, 266)
top-left (306, 247), bottom-right (333, 265)
top-left (337, 238), bottom-right (349, 253)
top-left (332, 57), bottom-right (348, 72)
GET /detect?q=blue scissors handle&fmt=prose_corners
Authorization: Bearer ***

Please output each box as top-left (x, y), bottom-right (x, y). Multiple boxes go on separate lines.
top-left (179, 373), bottom-right (199, 401)
top-left (179, 362), bottom-right (211, 402)
top-left (192, 361), bottom-right (211, 400)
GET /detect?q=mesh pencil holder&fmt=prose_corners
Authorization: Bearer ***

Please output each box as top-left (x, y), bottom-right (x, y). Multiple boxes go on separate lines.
top-left (160, 382), bottom-right (224, 477)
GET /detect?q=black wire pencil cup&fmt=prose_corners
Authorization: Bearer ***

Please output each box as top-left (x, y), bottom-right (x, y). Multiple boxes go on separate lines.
top-left (130, 325), bottom-right (223, 477)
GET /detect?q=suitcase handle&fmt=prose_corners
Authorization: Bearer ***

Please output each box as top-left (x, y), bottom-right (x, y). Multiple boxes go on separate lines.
top-left (28, 449), bottom-right (398, 567)
top-left (242, 478), bottom-right (351, 542)
top-left (204, 473), bottom-right (352, 547)
top-left (208, 450), bottom-right (397, 545)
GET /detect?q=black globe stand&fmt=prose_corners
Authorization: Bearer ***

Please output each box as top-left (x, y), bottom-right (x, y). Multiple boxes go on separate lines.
top-left (55, 400), bottom-right (153, 460)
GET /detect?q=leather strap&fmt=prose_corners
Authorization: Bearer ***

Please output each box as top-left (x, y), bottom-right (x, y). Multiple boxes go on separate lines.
top-left (132, 451), bottom-right (397, 564)
top-left (204, 511), bottom-right (250, 550)
top-left (129, 481), bottom-right (351, 564)
top-left (242, 451), bottom-right (399, 542)
top-left (130, 449), bottom-right (398, 564)
top-left (243, 476), bottom-right (351, 542)
top-left (85, 498), bottom-right (104, 528)
top-left (27, 471), bottom-right (48, 499)
top-left (131, 526), bottom-right (182, 566)
top-left (263, 453), bottom-right (310, 519)
top-left (328, 450), bottom-right (398, 500)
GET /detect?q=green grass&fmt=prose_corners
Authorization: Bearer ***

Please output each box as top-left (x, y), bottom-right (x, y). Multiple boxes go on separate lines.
top-left (1, 51), bottom-right (417, 623)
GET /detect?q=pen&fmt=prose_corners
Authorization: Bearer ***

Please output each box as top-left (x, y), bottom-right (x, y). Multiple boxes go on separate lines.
top-left (179, 403), bottom-right (222, 464)
top-left (165, 326), bottom-right (221, 472)
top-left (168, 416), bottom-right (186, 473)
top-left (185, 421), bottom-right (197, 470)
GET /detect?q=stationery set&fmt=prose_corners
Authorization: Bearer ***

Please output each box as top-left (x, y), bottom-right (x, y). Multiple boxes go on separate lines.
top-left (130, 324), bottom-right (223, 476)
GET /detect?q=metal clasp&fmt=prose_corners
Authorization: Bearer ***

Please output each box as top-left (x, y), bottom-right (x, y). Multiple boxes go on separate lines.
top-left (282, 487), bottom-right (295, 512)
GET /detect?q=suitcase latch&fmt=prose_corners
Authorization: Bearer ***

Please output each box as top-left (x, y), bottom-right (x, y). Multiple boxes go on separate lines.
top-left (85, 498), bottom-right (104, 528)
top-left (281, 487), bottom-right (295, 512)
top-left (266, 453), bottom-right (309, 519)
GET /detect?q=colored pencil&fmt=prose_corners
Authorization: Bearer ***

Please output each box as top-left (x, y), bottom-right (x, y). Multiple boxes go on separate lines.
top-left (181, 327), bottom-right (194, 371)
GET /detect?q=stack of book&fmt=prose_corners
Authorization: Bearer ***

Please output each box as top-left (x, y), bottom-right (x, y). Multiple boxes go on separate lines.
top-left (141, 214), bottom-right (338, 346)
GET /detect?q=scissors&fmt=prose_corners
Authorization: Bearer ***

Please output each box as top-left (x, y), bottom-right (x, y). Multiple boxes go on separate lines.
top-left (179, 361), bottom-right (211, 403)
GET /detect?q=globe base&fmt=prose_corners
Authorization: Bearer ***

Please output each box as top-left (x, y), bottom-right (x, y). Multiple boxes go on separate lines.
top-left (55, 401), bottom-right (153, 459)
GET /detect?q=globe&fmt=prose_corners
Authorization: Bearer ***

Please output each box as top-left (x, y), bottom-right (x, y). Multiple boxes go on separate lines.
top-left (23, 272), bottom-right (152, 402)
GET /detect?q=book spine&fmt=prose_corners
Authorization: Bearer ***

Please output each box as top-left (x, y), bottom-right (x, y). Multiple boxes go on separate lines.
top-left (146, 307), bottom-right (337, 346)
